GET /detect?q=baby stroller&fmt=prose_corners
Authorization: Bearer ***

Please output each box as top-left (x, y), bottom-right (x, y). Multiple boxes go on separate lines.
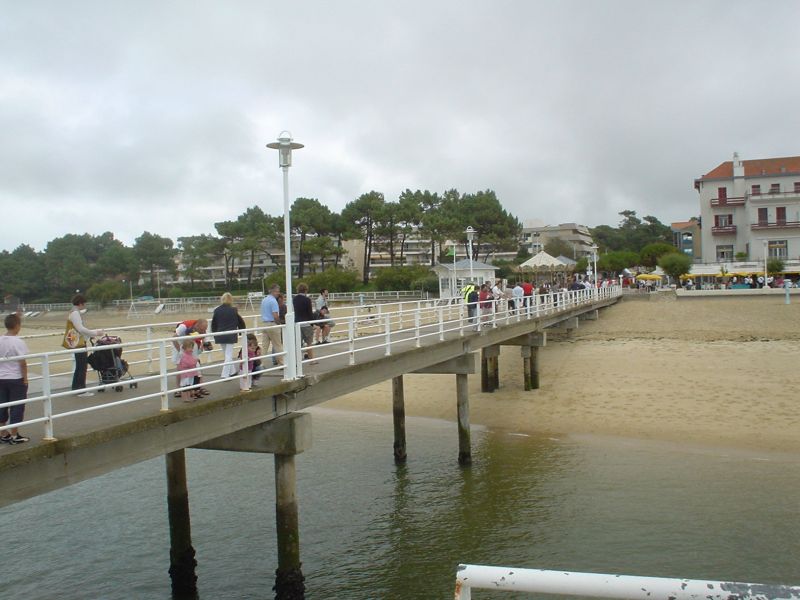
top-left (88, 335), bottom-right (137, 392)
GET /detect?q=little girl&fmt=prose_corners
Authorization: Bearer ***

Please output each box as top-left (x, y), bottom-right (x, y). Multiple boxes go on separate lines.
top-left (178, 339), bottom-right (200, 402)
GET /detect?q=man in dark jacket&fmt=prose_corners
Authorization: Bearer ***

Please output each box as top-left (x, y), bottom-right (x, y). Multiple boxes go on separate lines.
top-left (211, 292), bottom-right (245, 378)
top-left (293, 283), bottom-right (316, 363)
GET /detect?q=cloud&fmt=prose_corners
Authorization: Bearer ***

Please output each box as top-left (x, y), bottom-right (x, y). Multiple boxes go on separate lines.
top-left (2, 0), bottom-right (800, 251)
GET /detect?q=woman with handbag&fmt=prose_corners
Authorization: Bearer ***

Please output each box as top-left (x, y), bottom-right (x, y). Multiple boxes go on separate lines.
top-left (63, 294), bottom-right (104, 397)
top-left (211, 292), bottom-right (246, 379)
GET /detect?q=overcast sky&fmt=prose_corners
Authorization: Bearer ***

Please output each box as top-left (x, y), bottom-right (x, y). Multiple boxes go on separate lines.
top-left (2, 1), bottom-right (800, 252)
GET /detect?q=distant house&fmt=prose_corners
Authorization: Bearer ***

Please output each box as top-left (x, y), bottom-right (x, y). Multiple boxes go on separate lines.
top-left (695, 152), bottom-right (800, 263)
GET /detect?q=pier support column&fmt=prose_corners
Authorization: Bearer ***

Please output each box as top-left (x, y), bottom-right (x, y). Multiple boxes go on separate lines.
top-left (165, 449), bottom-right (198, 600)
top-left (392, 375), bottom-right (407, 464)
top-left (481, 346), bottom-right (500, 393)
top-left (521, 346), bottom-right (540, 390)
top-left (274, 453), bottom-right (304, 600)
top-left (456, 373), bottom-right (471, 465)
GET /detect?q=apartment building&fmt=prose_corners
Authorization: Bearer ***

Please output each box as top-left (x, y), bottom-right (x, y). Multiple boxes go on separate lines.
top-left (695, 153), bottom-right (800, 262)
top-left (520, 222), bottom-right (594, 259)
top-left (671, 219), bottom-right (701, 261)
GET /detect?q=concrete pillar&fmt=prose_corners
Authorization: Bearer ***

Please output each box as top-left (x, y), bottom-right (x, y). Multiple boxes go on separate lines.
top-left (392, 375), bottom-right (407, 464)
top-left (521, 346), bottom-right (533, 391)
top-left (274, 453), bottom-right (305, 600)
top-left (530, 346), bottom-right (540, 390)
top-left (165, 449), bottom-right (198, 600)
top-left (456, 373), bottom-right (471, 465)
top-left (481, 346), bottom-right (499, 393)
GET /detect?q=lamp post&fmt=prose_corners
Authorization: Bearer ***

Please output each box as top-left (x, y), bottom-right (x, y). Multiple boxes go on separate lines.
top-left (465, 226), bottom-right (476, 282)
top-left (591, 244), bottom-right (599, 293)
top-left (267, 131), bottom-right (304, 380)
top-left (763, 239), bottom-right (769, 290)
top-left (452, 241), bottom-right (457, 298)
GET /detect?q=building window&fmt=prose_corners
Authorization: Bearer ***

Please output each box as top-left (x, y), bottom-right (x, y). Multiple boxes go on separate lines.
top-left (770, 183), bottom-right (781, 194)
top-left (768, 240), bottom-right (788, 259)
top-left (776, 207), bottom-right (786, 225)
top-left (751, 184), bottom-right (761, 195)
top-left (794, 181), bottom-right (800, 193)
top-left (714, 214), bottom-right (733, 227)
top-left (717, 187), bottom-right (727, 200)
top-left (716, 245), bottom-right (734, 262)
top-left (758, 207), bottom-right (768, 225)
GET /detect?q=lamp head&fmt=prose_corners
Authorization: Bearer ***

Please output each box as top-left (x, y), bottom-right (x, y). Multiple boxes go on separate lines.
top-left (465, 226), bottom-right (476, 242)
top-left (266, 131), bottom-right (304, 168)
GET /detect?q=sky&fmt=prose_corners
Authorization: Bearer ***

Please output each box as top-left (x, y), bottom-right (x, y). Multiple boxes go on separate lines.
top-left (2, 0), bottom-right (800, 252)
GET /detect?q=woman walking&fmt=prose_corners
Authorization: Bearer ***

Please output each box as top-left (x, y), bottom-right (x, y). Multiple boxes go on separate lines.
top-left (211, 292), bottom-right (245, 378)
top-left (64, 294), bottom-right (103, 397)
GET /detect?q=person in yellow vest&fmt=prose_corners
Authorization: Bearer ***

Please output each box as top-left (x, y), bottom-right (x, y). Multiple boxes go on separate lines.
top-left (63, 294), bottom-right (104, 397)
top-left (461, 283), bottom-right (478, 328)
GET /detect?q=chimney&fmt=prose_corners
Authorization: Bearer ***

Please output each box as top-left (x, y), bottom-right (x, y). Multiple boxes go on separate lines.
top-left (732, 152), bottom-right (744, 178)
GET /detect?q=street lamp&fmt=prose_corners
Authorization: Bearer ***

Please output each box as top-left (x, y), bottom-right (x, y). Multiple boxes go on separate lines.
top-left (267, 131), bottom-right (304, 380)
top-left (465, 226), bottom-right (476, 282)
top-left (763, 239), bottom-right (769, 290)
top-left (591, 244), bottom-right (599, 292)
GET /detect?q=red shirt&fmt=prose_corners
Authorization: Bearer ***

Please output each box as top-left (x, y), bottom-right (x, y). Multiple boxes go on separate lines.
top-left (521, 283), bottom-right (533, 296)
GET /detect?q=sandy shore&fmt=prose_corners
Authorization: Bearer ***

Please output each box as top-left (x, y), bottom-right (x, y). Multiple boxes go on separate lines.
top-left (323, 296), bottom-right (800, 454)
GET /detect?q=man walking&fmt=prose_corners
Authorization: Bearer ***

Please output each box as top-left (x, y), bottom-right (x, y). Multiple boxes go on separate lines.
top-left (260, 284), bottom-right (284, 367)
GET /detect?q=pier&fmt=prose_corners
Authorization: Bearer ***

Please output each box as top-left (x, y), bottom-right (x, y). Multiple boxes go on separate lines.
top-left (0, 289), bottom-right (619, 598)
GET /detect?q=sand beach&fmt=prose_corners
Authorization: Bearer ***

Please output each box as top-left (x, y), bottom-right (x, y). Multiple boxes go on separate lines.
top-left (324, 295), bottom-right (800, 454)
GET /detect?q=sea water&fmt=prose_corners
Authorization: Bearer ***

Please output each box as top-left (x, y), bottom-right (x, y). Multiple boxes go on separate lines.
top-left (2, 407), bottom-right (798, 599)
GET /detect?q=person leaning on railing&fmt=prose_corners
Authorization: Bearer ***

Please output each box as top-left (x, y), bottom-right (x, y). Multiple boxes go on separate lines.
top-left (64, 294), bottom-right (104, 397)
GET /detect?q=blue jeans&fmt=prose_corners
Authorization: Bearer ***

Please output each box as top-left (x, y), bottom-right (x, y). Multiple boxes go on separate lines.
top-left (0, 378), bottom-right (27, 424)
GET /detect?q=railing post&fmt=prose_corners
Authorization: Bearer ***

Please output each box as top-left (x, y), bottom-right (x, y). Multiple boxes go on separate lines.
top-left (384, 314), bottom-right (392, 356)
top-left (294, 321), bottom-right (304, 378)
top-left (147, 326), bottom-right (154, 373)
top-left (41, 354), bottom-right (55, 441)
top-left (348, 317), bottom-right (356, 365)
top-left (438, 306), bottom-right (445, 341)
top-left (159, 340), bottom-right (170, 412)
top-left (415, 311), bottom-right (421, 347)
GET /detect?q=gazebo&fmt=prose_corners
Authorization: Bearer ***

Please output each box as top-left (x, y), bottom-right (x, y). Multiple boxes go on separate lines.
top-left (516, 251), bottom-right (572, 284)
top-left (432, 259), bottom-right (499, 299)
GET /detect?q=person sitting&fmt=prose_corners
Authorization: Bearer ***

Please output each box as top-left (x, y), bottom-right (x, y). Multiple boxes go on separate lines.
top-left (313, 305), bottom-right (335, 344)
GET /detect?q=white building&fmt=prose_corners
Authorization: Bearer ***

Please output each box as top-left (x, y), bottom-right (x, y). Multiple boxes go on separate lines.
top-left (695, 153), bottom-right (800, 263)
top-left (520, 222), bottom-right (594, 259)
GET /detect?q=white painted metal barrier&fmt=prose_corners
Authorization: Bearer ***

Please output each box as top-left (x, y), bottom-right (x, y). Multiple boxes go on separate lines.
top-left (454, 564), bottom-right (800, 600)
top-left (0, 287), bottom-right (621, 440)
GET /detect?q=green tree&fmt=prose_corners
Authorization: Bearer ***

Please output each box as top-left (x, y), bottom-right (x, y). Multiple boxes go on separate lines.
top-left (543, 238), bottom-right (575, 259)
top-left (415, 189), bottom-right (446, 266)
top-left (133, 232), bottom-right (177, 296)
top-left (441, 189), bottom-right (521, 262)
top-left (96, 244), bottom-right (138, 280)
top-left (178, 234), bottom-right (219, 289)
top-left (291, 198), bottom-right (332, 278)
top-left (87, 280), bottom-right (125, 307)
top-left (342, 191), bottom-right (385, 284)
top-left (658, 252), bottom-right (692, 283)
top-left (591, 211), bottom-right (671, 253)
top-left (598, 250), bottom-right (640, 273)
top-left (302, 236), bottom-right (342, 273)
top-left (372, 265), bottom-right (432, 291)
top-left (0, 245), bottom-right (46, 300)
top-left (639, 242), bottom-right (678, 268)
top-left (43, 234), bottom-right (99, 298)
top-left (396, 190), bottom-right (423, 265)
top-left (767, 257), bottom-right (785, 276)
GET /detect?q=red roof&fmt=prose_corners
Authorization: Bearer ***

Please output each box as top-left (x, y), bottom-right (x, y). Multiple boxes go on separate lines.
top-left (699, 156), bottom-right (800, 180)
top-left (671, 220), bottom-right (697, 229)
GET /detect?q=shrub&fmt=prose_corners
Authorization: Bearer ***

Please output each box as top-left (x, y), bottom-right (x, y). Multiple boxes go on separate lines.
top-left (304, 269), bottom-right (360, 293)
top-left (373, 266), bottom-right (433, 291)
top-left (658, 252), bottom-right (692, 281)
top-left (87, 281), bottom-right (126, 307)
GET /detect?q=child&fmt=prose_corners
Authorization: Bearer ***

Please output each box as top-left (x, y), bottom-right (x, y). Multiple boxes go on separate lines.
top-left (0, 313), bottom-right (30, 444)
top-left (178, 339), bottom-right (200, 402)
top-left (238, 333), bottom-right (263, 386)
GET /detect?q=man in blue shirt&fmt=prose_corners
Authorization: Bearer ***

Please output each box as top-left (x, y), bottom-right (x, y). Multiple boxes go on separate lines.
top-left (260, 284), bottom-right (284, 367)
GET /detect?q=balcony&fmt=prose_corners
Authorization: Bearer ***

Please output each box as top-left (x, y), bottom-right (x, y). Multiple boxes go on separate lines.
top-left (710, 196), bottom-right (745, 207)
top-left (711, 225), bottom-right (737, 235)
top-left (750, 220), bottom-right (800, 230)
top-left (747, 189), bottom-right (800, 201)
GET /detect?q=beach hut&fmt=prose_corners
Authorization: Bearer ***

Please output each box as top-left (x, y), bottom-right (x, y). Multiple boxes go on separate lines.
top-left (432, 259), bottom-right (498, 299)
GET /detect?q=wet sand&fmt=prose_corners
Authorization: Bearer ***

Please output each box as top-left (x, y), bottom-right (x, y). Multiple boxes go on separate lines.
top-left (323, 296), bottom-right (800, 453)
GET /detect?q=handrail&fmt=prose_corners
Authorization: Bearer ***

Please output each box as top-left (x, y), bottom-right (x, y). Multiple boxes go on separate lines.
top-left (454, 564), bottom-right (800, 599)
top-left (0, 287), bottom-right (621, 440)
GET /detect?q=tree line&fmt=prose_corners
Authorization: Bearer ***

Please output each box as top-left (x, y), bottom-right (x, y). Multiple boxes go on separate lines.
top-left (0, 188), bottom-right (522, 302)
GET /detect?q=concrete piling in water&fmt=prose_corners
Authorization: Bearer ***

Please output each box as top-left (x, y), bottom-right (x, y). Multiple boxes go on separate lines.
top-left (274, 453), bottom-right (305, 600)
top-left (456, 373), bottom-right (471, 465)
top-left (165, 449), bottom-right (198, 600)
top-left (481, 346), bottom-right (500, 393)
top-left (392, 375), bottom-right (407, 464)
top-left (530, 346), bottom-right (540, 390)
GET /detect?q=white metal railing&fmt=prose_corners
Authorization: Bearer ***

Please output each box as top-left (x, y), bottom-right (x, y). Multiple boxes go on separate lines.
top-left (454, 564), bottom-right (800, 599)
top-left (0, 287), bottom-right (620, 440)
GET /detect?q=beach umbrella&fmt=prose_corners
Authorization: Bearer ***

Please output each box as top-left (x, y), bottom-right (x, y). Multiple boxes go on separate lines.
top-left (635, 273), bottom-right (662, 281)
